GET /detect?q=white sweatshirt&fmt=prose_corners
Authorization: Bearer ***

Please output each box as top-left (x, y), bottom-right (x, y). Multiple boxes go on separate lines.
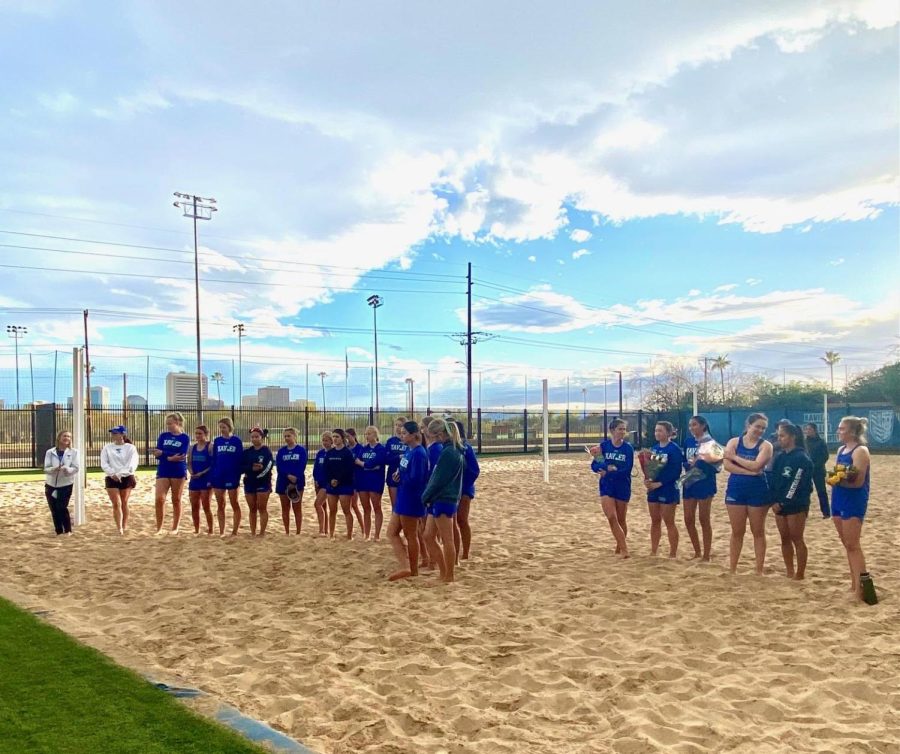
top-left (44, 447), bottom-right (79, 488)
top-left (100, 442), bottom-right (139, 478)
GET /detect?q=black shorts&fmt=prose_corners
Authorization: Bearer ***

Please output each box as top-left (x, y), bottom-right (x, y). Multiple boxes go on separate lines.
top-left (105, 475), bottom-right (136, 490)
top-left (775, 503), bottom-right (810, 517)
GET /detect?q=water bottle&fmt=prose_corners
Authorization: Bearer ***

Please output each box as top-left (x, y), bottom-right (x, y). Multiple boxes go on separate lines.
top-left (859, 572), bottom-right (878, 606)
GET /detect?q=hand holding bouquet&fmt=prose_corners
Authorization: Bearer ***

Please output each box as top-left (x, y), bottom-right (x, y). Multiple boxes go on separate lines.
top-left (638, 450), bottom-right (665, 481)
top-left (826, 463), bottom-right (858, 486)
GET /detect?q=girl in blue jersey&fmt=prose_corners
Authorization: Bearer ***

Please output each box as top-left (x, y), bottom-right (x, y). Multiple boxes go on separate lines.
top-left (644, 421), bottom-right (683, 558)
top-left (242, 427), bottom-right (274, 536)
top-left (384, 417), bottom-right (408, 510)
top-left (312, 431), bottom-right (332, 536)
top-left (354, 426), bottom-right (387, 541)
top-left (453, 421), bottom-right (480, 562)
top-left (422, 417), bottom-right (465, 583)
top-left (771, 423), bottom-right (813, 580)
top-left (187, 424), bottom-right (213, 535)
top-left (152, 412), bottom-right (190, 535)
top-left (831, 416), bottom-right (872, 600)
top-left (326, 429), bottom-right (357, 539)
top-left (723, 413), bottom-right (774, 574)
top-left (276, 427), bottom-right (307, 536)
top-left (590, 419), bottom-right (634, 558)
top-left (387, 421), bottom-right (429, 581)
top-left (682, 415), bottom-right (720, 562)
top-left (211, 418), bottom-right (244, 536)
top-left (344, 428), bottom-right (366, 535)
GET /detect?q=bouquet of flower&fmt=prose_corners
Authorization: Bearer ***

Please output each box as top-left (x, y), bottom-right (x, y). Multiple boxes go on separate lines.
top-left (680, 440), bottom-right (726, 489)
top-left (638, 449), bottom-right (665, 481)
top-left (826, 463), bottom-right (858, 486)
top-left (697, 440), bottom-right (726, 461)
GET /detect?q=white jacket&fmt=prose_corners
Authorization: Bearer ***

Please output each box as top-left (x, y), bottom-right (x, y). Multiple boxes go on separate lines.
top-left (100, 442), bottom-right (139, 478)
top-left (44, 447), bottom-right (79, 488)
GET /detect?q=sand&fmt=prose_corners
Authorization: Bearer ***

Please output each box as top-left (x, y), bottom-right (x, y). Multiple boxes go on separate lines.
top-left (1, 455), bottom-right (899, 754)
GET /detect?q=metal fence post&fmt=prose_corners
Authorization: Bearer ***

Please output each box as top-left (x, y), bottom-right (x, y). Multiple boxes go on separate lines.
top-left (564, 409), bottom-right (570, 451)
top-left (523, 409), bottom-right (528, 453)
top-left (477, 408), bottom-right (482, 454)
top-left (304, 406), bottom-right (310, 449)
top-left (144, 403), bottom-right (151, 466)
top-left (603, 410), bottom-right (608, 439)
top-left (369, 406), bottom-right (374, 426)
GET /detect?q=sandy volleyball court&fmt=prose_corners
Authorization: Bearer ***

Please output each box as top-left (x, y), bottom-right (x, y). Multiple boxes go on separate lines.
top-left (1, 455), bottom-right (898, 753)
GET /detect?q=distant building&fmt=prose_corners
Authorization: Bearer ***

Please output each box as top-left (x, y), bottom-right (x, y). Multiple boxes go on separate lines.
top-left (166, 372), bottom-right (208, 407)
top-left (258, 386), bottom-right (290, 407)
top-left (89, 385), bottom-right (110, 408)
top-left (291, 399), bottom-right (315, 409)
top-left (204, 398), bottom-right (225, 409)
top-left (126, 394), bottom-right (147, 408)
top-left (241, 395), bottom-right (258, 408)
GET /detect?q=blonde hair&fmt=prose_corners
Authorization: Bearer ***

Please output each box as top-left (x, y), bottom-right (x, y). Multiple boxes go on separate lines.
top-left (364, 425), bottom-right (380, 442)
top-left (283, 426), bottom-right (298, 439)
top-left (394, 416), bottom-right (408, 424)
top-left (56, 429), bottom-right (72, 444)
top-left (218, 417), bottom-right (234, 431)
top-left (840, 416), bottom-right (868, 444)
top-left (426, 417), bottom-right (463, 449)
top-left (165, 412), bottom-right (185, 427)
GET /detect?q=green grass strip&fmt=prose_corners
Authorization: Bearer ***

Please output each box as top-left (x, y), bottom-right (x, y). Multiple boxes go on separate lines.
top-left (0, 597), bottom-right (265, 754)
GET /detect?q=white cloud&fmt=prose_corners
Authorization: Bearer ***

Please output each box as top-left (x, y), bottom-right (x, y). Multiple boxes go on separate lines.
top-left (572, 249), bottom-right (591, 260)
top-left (745, 278), bottom-right (762, 286)
top-left (829, 257), bottom-right (846, 266)
top-left (569, 228), bottom-right (592, 243)
top-left (527, 255), bottom-right (537, 262)
top-left (714, 283), bottom-right (739, 292)
top-left (688, 289), bottom-right (701, 296)
top-left (556, 259), bottom-right (565, 265)
top-left (37, 91), bottom-right (77, 113)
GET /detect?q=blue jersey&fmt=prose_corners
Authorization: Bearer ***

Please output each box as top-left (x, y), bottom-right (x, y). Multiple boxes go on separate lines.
top-left (356, 443), bottom-right (387, 493)
top-left (395, 444), bottom-right (429, 518)
top-left (724, 436), bottom-right (769, 505)
top-left (156, 432), bottom-right (190, 478)
top-left (348, 443), bottom-right (364, 488)
top-left (276, 445), bottom-right (308, 488)
top-left (682, 434), bottom-right (719, 499)
top-left (189, 442), bottom-right (213, 476)
top-left (461, 442), bottom-right (480, 498)
top-left (648, 442), bottom-right (683, 503)
top-left (427, 441), bottom-right (442, 480)
top-left (594, 439), bottom-right (633, 481)
top-left (831, 445), bottom-right (870, 520)
top-left (312, 448), bottom-right (329, 487)
top-left (211, 436), bottom-right (244, 485)
top-left (384, 435), bottom-right (408, 487)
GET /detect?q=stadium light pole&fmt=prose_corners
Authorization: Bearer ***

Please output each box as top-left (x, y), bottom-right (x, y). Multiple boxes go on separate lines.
top-left (405, 377), bottom-right (414, 416)
top-left (318, 371), bottom-right (327, 414)
top-left (6, 325), bottom-right (27, 407)
top-left (233, 323), bottom-right (245, 406)
top-left (612, 370), bottom-right (623, 416)
top-left (366, 295), bottom-right (383, 412)
top-left (174, 192), bottom-right (217, 421)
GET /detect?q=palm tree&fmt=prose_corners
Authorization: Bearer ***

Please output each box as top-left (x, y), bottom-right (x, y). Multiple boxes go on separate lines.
top-left (821, 351), bottom-right (841, 391)
top-left (211, 371), bottom-right (225, 403)
top-left (711, 355), bottom-right (731, 404)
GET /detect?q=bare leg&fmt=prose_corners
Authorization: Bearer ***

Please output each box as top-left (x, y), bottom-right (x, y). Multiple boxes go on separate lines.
top-left (435, 515), bottom-right (457, 583)
top-left (247, 493), bottom-right (258, 535)
top-left (120, 487), bottom-right (132, 531)
top-left (417, 518), bottom-right (430, 567)
top-left (292, 494), bottom-right (303, 534)
top-left (359, 491), bottom-right (373, 539)
top-left (726, 504), bottom-right (748, 573)
top-left (648, 502), bottom-right (662, 555)
top-left (189, 490), bottom-right (202, 534)
top-left (199, 489), bottom-right (212, 533)
top-left (601, 496), bottom-right (628, 557)
top-left (340, 495), bottom-right (353, 539)
top-left (154, 478), bottom-right (170, 533)
top-left (788, 513), bottom-right (808, 580)
top-left (840, 517), bottom-right (867, 599)
top-left (279, 495), bottom-right (291, 535)
top-left (457, 496), bottom-right (472, 560)
top-left (214, 489), bottom-right (227, 535)
top-left (662, 504), bottom-right (679, 558)
top-left (683, 498), bottom-right (701, 558)
top-left (424, 516), bottom-right (446, 580)
top-left (314, 487), bottom-right (327, 535)
top-left (170, 478), bottom-right (185, 533)
top-left (832, 518), bottom-right (854, 590)
top-left (698, 498), bottom-right (713, 561)
top-left (327, 495), bottom-right (339, 538)
top-left (372, 492), bottom-right (384, 541)
top-left (228, 488), bottom-right (241, 535)
top-left (350, 493), bottom-right (365, 533)
top-left (388, 486), bottom-right (398, 509)
top-left (107, 488), bottom-right (124, 534)
top-left (748, 505), bottom-right (770, 575)
top-left (257, 492), bottom-right (270, 535)
top-left (775, 514), bottom-right (794, 577)
top-left (615, 501), bottom-right (628, 541)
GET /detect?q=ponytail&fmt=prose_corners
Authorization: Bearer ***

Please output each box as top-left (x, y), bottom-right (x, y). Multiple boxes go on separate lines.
top-left (427, 417), bottom-right (464, 450)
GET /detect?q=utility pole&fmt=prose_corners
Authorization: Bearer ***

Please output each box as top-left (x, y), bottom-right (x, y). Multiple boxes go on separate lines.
top-left (5, 325), bottom-right (26, 406)
top-left (233, 323), bottom-right (245, 405)
top-left (173, 192), bottom-right (217, 422)
top-left (466, 263), bottom-right (473, 430)
top-left (450, 325), bottom-right (495, 435)
top-left (366, 295), bottom-right (383, 411)
top-left (83, 310), bottom-right (92, 443)
top-left (427, 368), bottom-right (431, 413)
top-left (612, 370), bottom-right (623, 417)
top-left (582, 387), bottom-right (587, 419)
top-left (318, 372), bottom-right (327, 414)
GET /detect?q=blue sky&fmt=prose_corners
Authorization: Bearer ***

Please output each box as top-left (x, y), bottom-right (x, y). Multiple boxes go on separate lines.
top-left (0, 0), bottom-right (897, 409)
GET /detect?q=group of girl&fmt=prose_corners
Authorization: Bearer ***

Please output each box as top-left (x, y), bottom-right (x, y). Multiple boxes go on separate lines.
top-left (82, 412), bottom-right (480, 583)
top-left (589, 413), bottom-right (873, 601)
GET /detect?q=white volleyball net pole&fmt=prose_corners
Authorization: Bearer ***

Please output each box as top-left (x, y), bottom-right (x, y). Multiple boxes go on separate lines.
top-left (72, 347), bottom-right (86, 526)
top-left (542, 379), bottom-right (550, 483)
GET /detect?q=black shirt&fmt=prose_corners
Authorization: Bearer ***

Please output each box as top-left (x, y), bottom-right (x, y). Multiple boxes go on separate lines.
top-left (771, 447), bottom-right (813, 506)
top-left (325, 446), bottom-right (356, 489)
top-left (805, 435), bottom-right (828, 469)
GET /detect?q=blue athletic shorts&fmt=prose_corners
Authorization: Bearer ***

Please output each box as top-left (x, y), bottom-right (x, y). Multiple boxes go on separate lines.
top-left (327, 484), bottom-right (354, 497)
top-left (395, 497), bottom-right (426, 518)
top-left (428, 499), bottom-right (458, 518)
top-left (188, 478), bottom-right (211, 492)
top-left (648, 489), bottom-right (680, 505)
top-left (831, 496), bottom-right (867, 521)
top-left (600, 476), bottom-right (631, 502)
top-left (211, 473), bottom-right (240, 490)
top-left (243, 482), bottom-right (272, 495)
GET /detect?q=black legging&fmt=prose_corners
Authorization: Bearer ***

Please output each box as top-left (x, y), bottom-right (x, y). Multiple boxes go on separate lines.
top-left (44, 484), bottom-right (73, 534)
top-left (812, 466), bottom-right (830, 517)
